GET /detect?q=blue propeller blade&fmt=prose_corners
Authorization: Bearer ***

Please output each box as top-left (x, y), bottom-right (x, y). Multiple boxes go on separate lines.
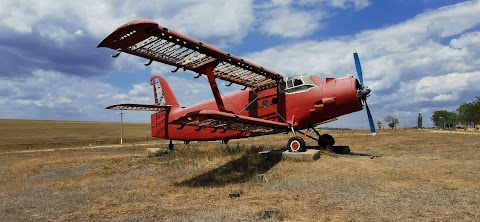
top-left (365, 102), bottom-right (376, 136)
top-left (353, 52), bottom-right (364, 85)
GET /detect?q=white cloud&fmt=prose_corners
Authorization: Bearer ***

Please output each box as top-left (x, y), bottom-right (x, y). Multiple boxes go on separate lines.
top-left (247, 1), bottom-right (480, 82)
top-left (260, 8), bottom-right (323, 38)
top-left (38, 25), bottom-right (73, 44)
top-left (1, 0), bottom-right (253, 77)
top-left (0, 0), bottom-right (254, 47)
top-left (95, 82), bottom-right (152, 105)
top-left (299, 0), bottom-right (371, 10)
top-left (363, 70), bottom-right (480, 127)
top-left (272, 0), bottom-right (293, 6)
top-left (112, 94), bottom-right (129, 100)
top-left (129, 83), bottom-right (150, 96)
top-left (415, 72), bottom-right (480, 95)
top-left (74, 30), bottom-right (84, 36)
top-left (167, 1), bottom-right (254, 47)
top-left (0, 69), bottom-right (153, 122)
top-left (432, 93), bottom-right (459, 101)
top-left (450, 31), bottom-right (480, 57)
top-left (256, 0), bottom-right (369, 38)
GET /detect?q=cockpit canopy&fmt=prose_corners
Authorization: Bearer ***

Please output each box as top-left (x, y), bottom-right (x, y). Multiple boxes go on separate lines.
top-left (278, 75), bottom-right (318, 94)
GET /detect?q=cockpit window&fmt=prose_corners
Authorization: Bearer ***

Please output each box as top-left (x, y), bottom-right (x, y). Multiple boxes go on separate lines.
top-left (278, 75), bottom-right (318, 94)
top-left (287, 80), bottom-right (293, 88)
top-left (294, 79), bottom-right (303, 86)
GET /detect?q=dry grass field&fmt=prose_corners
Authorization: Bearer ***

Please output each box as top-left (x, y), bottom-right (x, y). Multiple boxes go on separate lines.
top-left (0, 120), bottom-right (479, 221)
top-left (0, 119), bottom-right (155, 151)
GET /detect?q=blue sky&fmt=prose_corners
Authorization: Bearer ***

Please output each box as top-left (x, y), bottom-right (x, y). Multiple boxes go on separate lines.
top-left (0, 0), bottom-right (479, 129)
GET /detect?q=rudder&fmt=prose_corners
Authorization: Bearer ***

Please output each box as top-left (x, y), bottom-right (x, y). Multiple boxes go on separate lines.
top-left (150, 75), bottom-right (180, 108)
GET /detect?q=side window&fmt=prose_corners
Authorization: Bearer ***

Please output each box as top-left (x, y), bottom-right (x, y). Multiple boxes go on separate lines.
top-left (294, 79), bottom-right (303, 86)
top-left (287, 80), bottom-right (294, 88)
top-left (279, 76), bottom-right (315, 94)
top-left (262, 100), bottom-right (269, 107)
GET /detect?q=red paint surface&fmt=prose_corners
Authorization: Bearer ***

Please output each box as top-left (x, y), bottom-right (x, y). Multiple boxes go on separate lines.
top-left (150, 75), bottom-right (362, 141)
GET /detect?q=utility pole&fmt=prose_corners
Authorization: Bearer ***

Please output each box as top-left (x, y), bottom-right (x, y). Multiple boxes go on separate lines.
top-left (120, 110), bottom-right (124, 145)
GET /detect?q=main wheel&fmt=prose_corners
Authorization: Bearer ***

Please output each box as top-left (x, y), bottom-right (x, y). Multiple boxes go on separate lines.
top-left (287, 137), bottom-right (306, 152)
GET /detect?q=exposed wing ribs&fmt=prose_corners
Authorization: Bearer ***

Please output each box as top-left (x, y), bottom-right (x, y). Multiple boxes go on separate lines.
top-left (98, 20), bottom-right (284, 90)
top-left (171, 110), bottom-right (289, 133)
top-left (105, 103), bottom-right (171, 112)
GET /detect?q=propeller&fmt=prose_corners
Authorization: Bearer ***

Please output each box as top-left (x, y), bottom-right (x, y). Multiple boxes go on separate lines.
top-left (353, 51), bottom-right (376, 136)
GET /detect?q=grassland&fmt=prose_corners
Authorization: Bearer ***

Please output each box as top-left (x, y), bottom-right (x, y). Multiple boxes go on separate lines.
top-left (0, 120), bottom-right (479, 221)
top-left (0, 119), bottom-right (156, 151)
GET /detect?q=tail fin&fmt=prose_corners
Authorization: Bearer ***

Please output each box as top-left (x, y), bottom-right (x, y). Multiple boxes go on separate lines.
top-left (150, 75), bottom-right (180, 108)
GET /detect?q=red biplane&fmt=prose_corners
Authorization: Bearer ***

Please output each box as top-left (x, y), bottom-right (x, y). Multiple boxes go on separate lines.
top-left (98, 20), bottom-right (375, 152)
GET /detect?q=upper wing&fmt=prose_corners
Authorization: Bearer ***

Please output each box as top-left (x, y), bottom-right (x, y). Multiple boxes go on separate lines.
top-left (98, 20), bottom-right (284, 90)
top-left (106, 103), bottom-right (171, 111)
top-left (170, 110), bottom-right (289, 133)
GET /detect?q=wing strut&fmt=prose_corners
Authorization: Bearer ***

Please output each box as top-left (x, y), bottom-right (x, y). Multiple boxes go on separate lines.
top-left (197, 61), bottom-right (227, 112)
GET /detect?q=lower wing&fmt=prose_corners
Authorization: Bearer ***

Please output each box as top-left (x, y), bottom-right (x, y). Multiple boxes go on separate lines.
top-left (170, 110), bottom-right (289, 134)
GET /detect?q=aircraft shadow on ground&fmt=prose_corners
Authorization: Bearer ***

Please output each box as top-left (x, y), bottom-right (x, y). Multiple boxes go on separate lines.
top-left (176, 145), bottom-right (377, 187)
top-left (347, 152), bottom-right (379, 157)
top-left (177, 147), bottom-right (284, 187)
top-left (307, 145), bottom-right (377, 157)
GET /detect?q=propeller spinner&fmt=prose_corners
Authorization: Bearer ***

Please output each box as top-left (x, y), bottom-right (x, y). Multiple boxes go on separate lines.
top-left (353, 51), bottom-right (376, 136)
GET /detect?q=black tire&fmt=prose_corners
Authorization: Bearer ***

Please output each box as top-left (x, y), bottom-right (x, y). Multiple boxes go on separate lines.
top-left (287, 137), bottom-right (306, 152)
top-left (321, 134), bottom-right (335, 146)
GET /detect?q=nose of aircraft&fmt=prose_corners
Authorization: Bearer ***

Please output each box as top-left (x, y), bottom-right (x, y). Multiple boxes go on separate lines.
top-left (331, 77), bottom-right (363, 112)
top-left (356, 85), bottom-right (372, 98)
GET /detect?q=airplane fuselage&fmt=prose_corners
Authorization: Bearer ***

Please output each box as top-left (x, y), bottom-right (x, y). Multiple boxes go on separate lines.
top-left (151, 75), bottom-right (363, 141)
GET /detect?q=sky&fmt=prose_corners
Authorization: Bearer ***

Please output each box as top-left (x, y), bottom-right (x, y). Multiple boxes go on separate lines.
top-left (1, 0), bottom-right (479, 129)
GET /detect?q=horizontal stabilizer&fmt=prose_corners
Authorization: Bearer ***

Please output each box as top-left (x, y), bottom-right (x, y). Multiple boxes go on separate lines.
top-left (171, 110), bottom-right (289, 133)
top-left (106, 103), bottom-right (171, 111)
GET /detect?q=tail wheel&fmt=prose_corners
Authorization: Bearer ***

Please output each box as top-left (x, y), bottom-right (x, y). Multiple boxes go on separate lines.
top-left (322, 134), bottom-right (335, 146)
top-left (318, 134), bottom-right (335, 148)
top-left (288, 137), bottom-right (306, 152)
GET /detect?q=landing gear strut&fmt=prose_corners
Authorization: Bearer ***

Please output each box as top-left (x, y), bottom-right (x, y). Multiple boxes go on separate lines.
top-left (168, 140), bottom-right (174, 150)
top-left (310, 127), bottom-right (334, 149)
top-left (287, 127), bottom-right (336, 152)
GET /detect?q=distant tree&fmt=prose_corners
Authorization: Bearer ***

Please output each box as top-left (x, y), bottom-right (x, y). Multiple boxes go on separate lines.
top-left (385, 115), bottom-right (400, 130)
top-left (457, 97), bottom-right (480, 129)
top-left (431, 110), bottom-right (458, 129)
top-left (377, 121), bottom-right (383, 129)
